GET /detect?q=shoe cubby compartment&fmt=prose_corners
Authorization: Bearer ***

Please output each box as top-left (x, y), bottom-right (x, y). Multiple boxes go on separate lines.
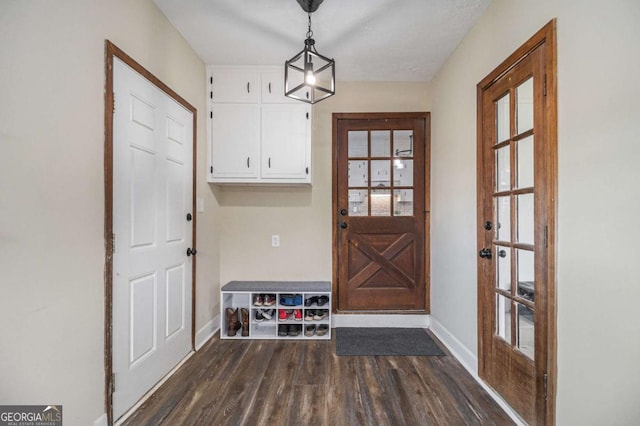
top-left (221, 281), bottom-right (331, 340)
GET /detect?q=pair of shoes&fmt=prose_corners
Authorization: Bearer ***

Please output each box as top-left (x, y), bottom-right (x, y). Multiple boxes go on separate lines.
top-left (304, 295), bottom-right (330, 307)
top-left (279, 309), bottom-right (302, 321)
top-left (316, 324), bottom-right (329, 336)
top-left (253, 294), bottom-right (276, 307)
top-left (280, 294), bottom-right (303, 306)
top-left (226, 307), bottom-right (249, 337)
top-left (304, 309), bottom-right (328, 321)
top-left (278, 324), bottom-right (302, 336)
top-left (255, 309), bottom-right (274, 322)
top-left (305, 324), bottom-right (316, 336)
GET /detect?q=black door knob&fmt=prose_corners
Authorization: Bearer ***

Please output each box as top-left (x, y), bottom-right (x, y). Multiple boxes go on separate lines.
top-left (340, 222), bottom-right (348, 229)
top-left (187, 248), bottom-right (197, 256)
top-left (478, 248), bottom-right (492, 259)
top-left (186, 213), bottom-right (192, 222)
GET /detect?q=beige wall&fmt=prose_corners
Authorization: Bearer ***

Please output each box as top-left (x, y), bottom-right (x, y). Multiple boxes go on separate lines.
top-left (428, 0), bottom-right (640, 423)
top-left (0, 1), bottom-right (218, 424)
top-left (217, 82), bottom-right (430, 284)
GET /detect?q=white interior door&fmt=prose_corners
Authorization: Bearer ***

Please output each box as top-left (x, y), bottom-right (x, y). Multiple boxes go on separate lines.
top-left (112, 57), bottom-right (193, 420)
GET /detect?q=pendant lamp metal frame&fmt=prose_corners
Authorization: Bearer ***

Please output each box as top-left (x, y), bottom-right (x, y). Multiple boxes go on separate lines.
top-left (285, 10), bottom-right (335, 104)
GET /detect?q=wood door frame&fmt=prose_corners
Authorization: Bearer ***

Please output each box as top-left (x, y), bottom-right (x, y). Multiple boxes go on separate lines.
top-left (332, 112), bottom-right (431, 314)
top-left (476, 20), bottom-right (557, 424)
top-left (103, 40), bottom-right (197, 425)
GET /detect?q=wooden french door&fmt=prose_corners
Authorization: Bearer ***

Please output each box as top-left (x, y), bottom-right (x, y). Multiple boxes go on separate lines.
top-left (333, 113), bottom-right (429, 311)
top-left (477, 22), bottom-right (557, 424)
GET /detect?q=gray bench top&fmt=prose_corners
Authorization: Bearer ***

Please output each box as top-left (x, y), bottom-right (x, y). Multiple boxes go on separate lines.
top-left (221, 281), bottom-right (331, 293)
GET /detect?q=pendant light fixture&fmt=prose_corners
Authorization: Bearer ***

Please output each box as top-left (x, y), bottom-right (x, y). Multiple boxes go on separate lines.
top-left (285, 0), bottom-right (335, 104)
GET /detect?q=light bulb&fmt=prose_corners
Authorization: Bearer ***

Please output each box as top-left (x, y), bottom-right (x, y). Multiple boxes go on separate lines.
top-left (305, 71), bottom-right (316, 85)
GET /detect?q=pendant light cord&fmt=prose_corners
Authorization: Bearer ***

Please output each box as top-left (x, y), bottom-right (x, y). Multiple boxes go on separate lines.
top-left (306, 13), bottom-right (313, 39)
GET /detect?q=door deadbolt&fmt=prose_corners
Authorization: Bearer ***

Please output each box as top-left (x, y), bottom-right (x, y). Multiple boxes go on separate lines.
top-left (187, 248), bottom-right (197, 256)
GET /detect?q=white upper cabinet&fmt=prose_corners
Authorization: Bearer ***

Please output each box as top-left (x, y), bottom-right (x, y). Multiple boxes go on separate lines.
top-left (207, 66), bottom-right (312, 185)
top-left (211, 69), bottom-right (260, 103)
top-left (261, 104), bottom-right (310, 180)
top-left (261, 71), bottom-right (299, 104)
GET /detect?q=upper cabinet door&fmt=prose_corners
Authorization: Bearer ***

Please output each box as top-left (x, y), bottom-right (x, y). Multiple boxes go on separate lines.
top-left (261, 104), bottom-right (311, 180)
top-left (261, 70), bottom-right (297, 103)
top-left (211, 68), bottom-right (260, 103)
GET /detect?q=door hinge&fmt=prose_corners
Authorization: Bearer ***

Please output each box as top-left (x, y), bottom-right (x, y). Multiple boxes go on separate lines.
top-left (111, 372), bottom-right (116, 393)
top-left (543, 373), bottom-right (548, 400)
top-left (210, 166), bottom-right (213, 174)
top-left (111, 233), bottom-right (116, 254)
top-left (112, 93), bottom-right (115, 114)
top-left (210, 76), bottom-right (213, 85)
top-left (210, 91), bottom-right (213, 99)
top-left (210, 111), bottom-right (213, 119)
top-left (544, 225), bottom-right (548, 248)
top-left (543, 74), bottom-right (547, 97)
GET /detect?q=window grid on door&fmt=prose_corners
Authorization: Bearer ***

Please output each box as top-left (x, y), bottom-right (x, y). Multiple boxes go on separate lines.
top-left (347, 129), bottom-right (414, 217)
top-left (492, 76), bottom-right (535, 360)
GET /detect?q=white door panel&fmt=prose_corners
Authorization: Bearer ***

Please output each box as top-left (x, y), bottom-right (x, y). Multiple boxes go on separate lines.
top-left (112, 57), bottom-right (193, 420)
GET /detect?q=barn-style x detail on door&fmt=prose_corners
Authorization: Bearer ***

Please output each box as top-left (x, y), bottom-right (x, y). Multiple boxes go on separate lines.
top-left (477, 21), bottom-right (557, 425)
top-left (333, 113), bottom-right (430, 312)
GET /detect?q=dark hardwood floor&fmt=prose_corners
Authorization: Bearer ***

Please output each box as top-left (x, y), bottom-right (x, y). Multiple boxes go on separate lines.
top-left (122, 330), bottom-right (513, 425)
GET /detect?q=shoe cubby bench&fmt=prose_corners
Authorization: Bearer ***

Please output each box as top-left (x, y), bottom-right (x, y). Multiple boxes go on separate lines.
top-left (220, 281), bottom-right (331, 340)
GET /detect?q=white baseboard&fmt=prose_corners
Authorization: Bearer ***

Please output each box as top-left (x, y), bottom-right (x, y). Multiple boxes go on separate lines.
top-left (429, 316), bottom-right (526, 426)
top-left (195, 313), bottom-right (220, 350)
top-left (93, 413), bottom-right (107, 426)
top-left (332, 313), bottom-right (430, 328)
top-left (429, 316), bottom-right (478, 375)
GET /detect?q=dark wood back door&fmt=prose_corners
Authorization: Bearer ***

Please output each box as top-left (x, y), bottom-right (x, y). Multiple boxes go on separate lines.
top-left (333, 113), bottom-right (429, 311)
top-left (477, 21), bottom-right (557, 424)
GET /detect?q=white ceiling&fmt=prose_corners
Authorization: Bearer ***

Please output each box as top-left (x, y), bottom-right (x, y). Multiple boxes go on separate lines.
top-left (154, 0), bottom-right (491, 82)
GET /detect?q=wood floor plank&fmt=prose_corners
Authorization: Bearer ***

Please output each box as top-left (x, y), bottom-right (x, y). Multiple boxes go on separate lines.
top-left (121, 330), bottom-right (514, 426)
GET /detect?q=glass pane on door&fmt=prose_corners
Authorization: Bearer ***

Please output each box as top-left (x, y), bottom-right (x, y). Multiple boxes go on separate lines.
top-left (496, 93), bottom-right (510, 143)
top-left (517, 249), bottom-right (535, 301)
top-left (393, 189), bottom-right (413, 216)
top-left (517, 136), bottom-right (534, 188)
top-left (371, 160), bottom-right (390, 187)
top-left (348, 131), bottom-right (368, 157)
top-left (517, 193), bottom-right (534, 245)
top-left (496, 146), bottom-right (510, 192)
top-left (517, 303), bottom-right (535, 360)
top-left (371, 189), bottom-right (391, 216)
top-left (496, 196), bottom-right (511, 241)
top-left (348, 160), bottom-right (368, 187)
top-left (496, 245), bottom-right (511, 292)
top-left (348, 189), bottom-right (368, 216)
top-left (496, 294), bottom-right (512, 342)
top-left (371, 131), bottom-right (390, 157)
top-left (517, 78), bottom-right (534, 134)
top-left (393, 159), bottom-right (413, 186)
top-left (393, 130), bottom-right (413, 156)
